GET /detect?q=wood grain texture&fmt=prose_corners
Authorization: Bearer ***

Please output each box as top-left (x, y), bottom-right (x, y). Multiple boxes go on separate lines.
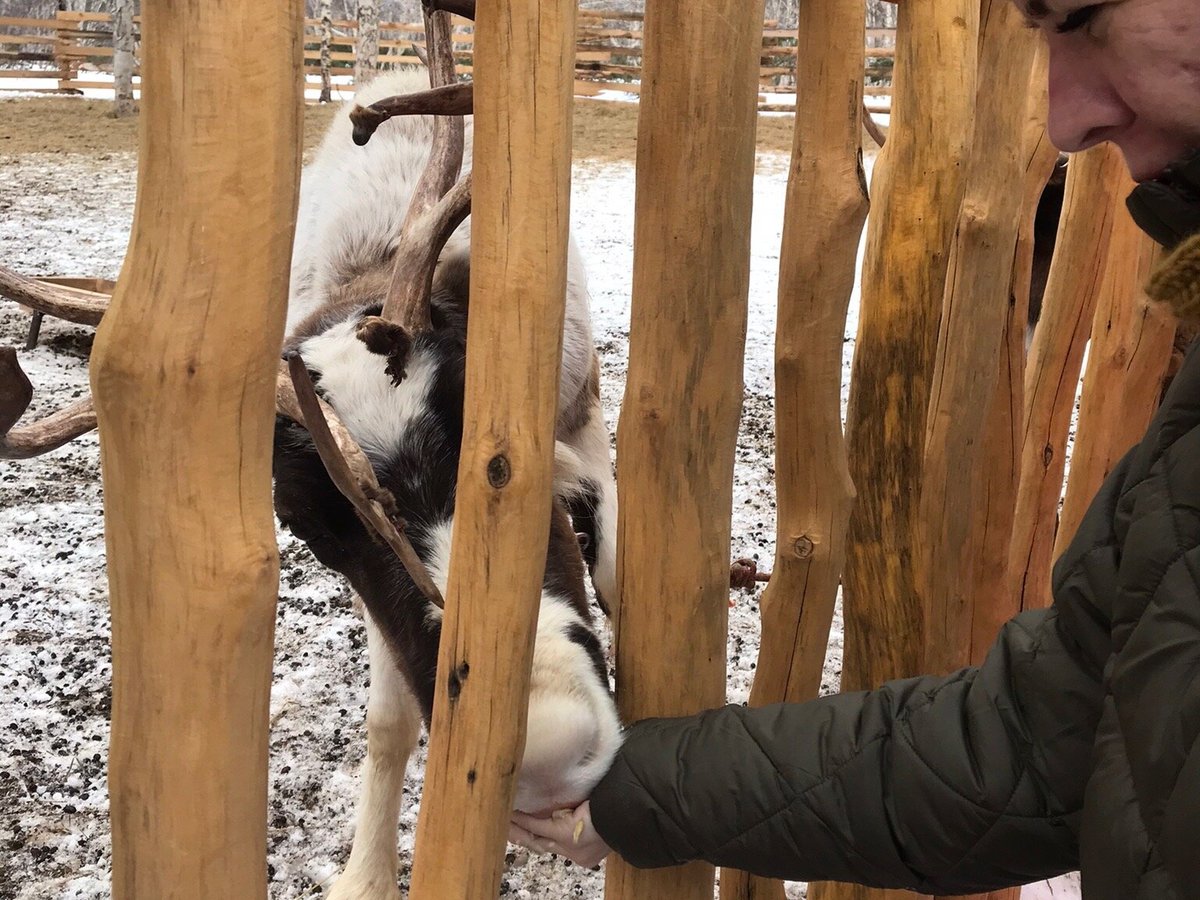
top-left (818, 0), bottom-right (977, 895)
top-left (1009, 142), bottom-right (1126, 612)
top-left (405, 1), bottom-right (577, 897)
top-left (1053, 204), bottom-right (1174, 557)
top-left (87, 1), bottom-right (303, 897)
top-left (719, 1), bottom-right (868, 898)
top-left (916, 0), bottom-right (1034, 679)
top-left (836, 4), bottom-right (977, 689)
top-left (965, 40), bottom-right (1057, 671)
top-left (601, 1), bottom-right (763, 899)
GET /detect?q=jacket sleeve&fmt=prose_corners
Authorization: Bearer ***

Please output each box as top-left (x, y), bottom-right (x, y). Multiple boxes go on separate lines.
top-left (589, 606), bottom-right (1103, 893)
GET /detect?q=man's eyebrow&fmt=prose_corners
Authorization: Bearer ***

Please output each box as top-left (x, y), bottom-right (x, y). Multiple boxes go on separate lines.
top-left (1023, 0), bottom-right (1051, 18)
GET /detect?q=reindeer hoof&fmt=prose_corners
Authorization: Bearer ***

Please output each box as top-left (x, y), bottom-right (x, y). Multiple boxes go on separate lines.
top-left (356, 316), bottom-right (412, 386)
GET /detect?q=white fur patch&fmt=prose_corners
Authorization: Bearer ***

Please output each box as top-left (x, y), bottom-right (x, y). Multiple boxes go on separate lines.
top-left (515, 599), bottom-right (623, 816)
top-left (297, 319), bottom-right (437, 462)
top-left (417, 516), bottom-right (622, 814)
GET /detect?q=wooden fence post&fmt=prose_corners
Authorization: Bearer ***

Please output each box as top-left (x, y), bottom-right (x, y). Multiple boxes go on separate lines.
top-left (404, 2), bottom-right (576, 898)
top-left (836, 0), bottom-right (977, 696)
top-left (719, 0), bottom-right (869, 897)
top-left (965, 40), bottom-right (1057, 669)
top-left (1053, 207), bottom-right (1175, 555)
top-left (601, 1), bottom-right (763, 899)
top-left (912, 12), bottom-right (1038, 900)
top-left (1009, 142), bottom-right (1127, 612)
top-left (88, 0), bottom-right (302, 897)
top-left (916, 0), bottom-right (1034, 681)
top-left (813, 0), bottom-right (977, 896)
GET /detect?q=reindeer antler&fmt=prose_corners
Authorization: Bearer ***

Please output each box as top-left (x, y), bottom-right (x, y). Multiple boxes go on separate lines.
top-left (0, 347), bottom-right (98, 459)
top-left (375, 7), bottom-right (472, 331)
top-left (0, 268), bottom-right (108, 327)
top-left (350, 81), bottom-right (473, 146)
top-left (424, 0), bottom-right (475, 19)
top-left (281, 356), bottom-right (445, 608)
top-left (0, 265), bottom-right (445, 602)
top-left (0, 275), bottom-right (104, 459)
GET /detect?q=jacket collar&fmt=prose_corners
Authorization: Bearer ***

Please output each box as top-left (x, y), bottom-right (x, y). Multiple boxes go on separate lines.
top-left (1126, 148), bottom-right (1200, 250)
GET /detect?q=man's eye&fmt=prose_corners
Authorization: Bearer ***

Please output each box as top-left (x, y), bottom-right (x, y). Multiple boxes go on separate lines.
top-left (1056, 4), bottom-right (1102, 33)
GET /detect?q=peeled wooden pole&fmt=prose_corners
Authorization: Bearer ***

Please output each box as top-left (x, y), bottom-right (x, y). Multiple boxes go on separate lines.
top-left (1053, 208), bottom-right (1174, 556)
top-left (603, 1), bottom-right (762, 899)
top-left (1009, 142), bottom-right (1126, 612)
top-left (818, 1), bottom-right (977, 896)
top-left (917, 0), bottom-right (1032, 679)
top-left (719, 1), bottom-right (868, 898)
top-left (966, 41), bottom-right (1056, 671)
top-left (405, 1), bottom-right (576, 897)
top-left (917, 3), bottom-right (1043, 888)
top-left (88, 1), bottom-right (302, 898)
top-left (837, 6), bottom-right (978, 702)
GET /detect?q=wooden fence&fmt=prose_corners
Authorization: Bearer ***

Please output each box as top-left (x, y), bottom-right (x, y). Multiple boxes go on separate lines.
top-left (0, 9), bottom-right (895, 109)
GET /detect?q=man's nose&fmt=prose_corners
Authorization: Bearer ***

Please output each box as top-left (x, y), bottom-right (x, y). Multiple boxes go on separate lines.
top-left (1046, 41), bottom-right (1132, 153)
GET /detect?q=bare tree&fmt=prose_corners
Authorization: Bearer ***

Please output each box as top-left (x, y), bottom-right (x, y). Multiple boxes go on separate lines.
top-left (866, 0), bottom-right (897, 27)
top-left (111, 0), bottom-right (134, 116)
top-left (318, 0), bottom-right (333, 101)
top-left (355, 0), bottom-right (378, 85)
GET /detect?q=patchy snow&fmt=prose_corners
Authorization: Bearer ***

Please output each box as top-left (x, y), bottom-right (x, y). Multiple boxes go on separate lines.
top-left (0, 136), bottom-right (1076, 900)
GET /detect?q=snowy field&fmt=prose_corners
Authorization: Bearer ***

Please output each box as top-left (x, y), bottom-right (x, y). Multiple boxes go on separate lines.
top-left (0, 103), bottom-right (1075, 899)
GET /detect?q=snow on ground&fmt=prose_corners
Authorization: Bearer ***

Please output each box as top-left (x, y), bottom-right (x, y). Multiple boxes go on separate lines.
top-left (0, 128), bottom-right (1077, 899)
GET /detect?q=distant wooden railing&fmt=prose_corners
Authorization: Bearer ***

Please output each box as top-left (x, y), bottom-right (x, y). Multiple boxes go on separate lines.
top-left (0, 9), bottom-right (895, 109)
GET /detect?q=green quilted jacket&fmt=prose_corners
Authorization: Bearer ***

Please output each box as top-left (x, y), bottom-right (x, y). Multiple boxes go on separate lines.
top-left (588, 229), bottom-right (1200, 898)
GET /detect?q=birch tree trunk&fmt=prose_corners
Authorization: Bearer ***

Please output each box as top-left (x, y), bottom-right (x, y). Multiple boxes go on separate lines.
top-left (112, 0), bottom-right (135, 117)
top-left (319, 0), bottom-right (333, 102)
top-left (355, 0), bottom-right (378, 87)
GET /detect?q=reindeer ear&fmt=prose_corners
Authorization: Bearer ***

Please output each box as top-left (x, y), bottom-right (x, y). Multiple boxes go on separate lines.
top-left (356, 315), bottom-right (413, 386)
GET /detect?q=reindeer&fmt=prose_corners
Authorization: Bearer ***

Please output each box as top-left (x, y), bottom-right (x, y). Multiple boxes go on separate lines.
top-left (271, 16), bottom-right (623, 900)
top-left (0, 10), bottom-right (623, 898)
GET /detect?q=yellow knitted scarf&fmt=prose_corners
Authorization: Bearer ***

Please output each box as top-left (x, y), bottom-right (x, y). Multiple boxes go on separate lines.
top-left (1147, 232), bottom-right (1200, 322)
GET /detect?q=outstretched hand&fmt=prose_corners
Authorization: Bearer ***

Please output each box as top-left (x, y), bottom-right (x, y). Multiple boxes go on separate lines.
top-left (509, 801), bottom-right (612, 869)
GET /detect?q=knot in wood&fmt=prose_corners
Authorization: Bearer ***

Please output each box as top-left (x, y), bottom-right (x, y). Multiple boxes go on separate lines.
top-left (447, 660), bottom-right (470, 700)
top-left (1042, 445), bottom-right (1054, 467)
top-left (487, 454), bottom-right (511, 489)
top-left (793, 535), bottom-right (815, 559)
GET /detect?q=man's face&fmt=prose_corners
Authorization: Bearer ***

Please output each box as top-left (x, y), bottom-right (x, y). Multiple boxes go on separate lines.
top-left (1019, 0), bottom-right (1200, 180)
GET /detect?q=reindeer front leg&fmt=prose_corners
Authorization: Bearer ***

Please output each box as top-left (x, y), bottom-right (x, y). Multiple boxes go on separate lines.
top-left (329, 609), bottom-right (422, 900)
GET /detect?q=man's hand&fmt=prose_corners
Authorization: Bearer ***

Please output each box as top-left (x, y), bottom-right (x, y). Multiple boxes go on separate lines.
top-left (508, 801), bottom-right (612, 869)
